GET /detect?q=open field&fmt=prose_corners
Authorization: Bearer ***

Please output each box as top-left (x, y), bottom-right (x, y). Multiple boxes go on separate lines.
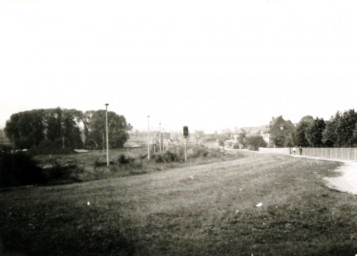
top-left (1, 152), bottom-right (357, 255)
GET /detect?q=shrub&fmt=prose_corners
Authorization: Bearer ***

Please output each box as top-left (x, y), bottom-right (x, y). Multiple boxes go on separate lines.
top-left (118, 154), bottom-right (134, 164)
top-left (42, 160), bottom-right (82, 183)
top-left (94, 160), bottom-right (114, 167)
top-left (190, 145), bottom-right (209, 158)
top-left (152, 151), bottom-right (182, 163)
top-left (30, 139), bottom-right (73, 155)
top-left (246, 135), bottom-right (267, 151)
top-left (0, 151), bottom-right (47, 187)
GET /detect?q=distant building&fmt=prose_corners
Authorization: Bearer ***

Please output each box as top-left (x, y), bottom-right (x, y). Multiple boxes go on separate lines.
top-left (267, 116), bottom-right (296, 147)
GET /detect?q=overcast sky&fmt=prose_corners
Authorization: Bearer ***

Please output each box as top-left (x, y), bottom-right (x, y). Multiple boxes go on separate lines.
top-left (1, 0), bottom-right (357, 133)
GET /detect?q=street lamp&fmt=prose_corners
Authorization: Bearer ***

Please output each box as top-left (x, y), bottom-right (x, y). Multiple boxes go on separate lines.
top-left (147, 115), bottom-right (150, 160)
top-left (105, 103), bottom-right (109, 167)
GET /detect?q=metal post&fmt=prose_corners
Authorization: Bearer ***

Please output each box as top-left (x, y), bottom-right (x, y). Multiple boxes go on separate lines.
top-left (184, 138), bottom-right (187, 162)
top-left (105, 103), bottom-right (109, 167)
top-left (147, 115), bottom-right (150, 160)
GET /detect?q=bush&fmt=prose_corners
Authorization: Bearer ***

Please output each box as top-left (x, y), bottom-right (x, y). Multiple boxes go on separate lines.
top-left (118, 154), bottom-right (134, 164)
top-left (30, 139), bottom-right (73, 155)
top-left (152, 151), bottom-right (182, 163)
top-left (190, 145), bottom-right (209, 158)
top-left (0, 151), bottom-right (47, 188)
top-left (246, 135), bottom-right (267, 151)
top-left (42, 160), bottom-right (83, 183)
top-left (94, 159), bottom-right (114, 167)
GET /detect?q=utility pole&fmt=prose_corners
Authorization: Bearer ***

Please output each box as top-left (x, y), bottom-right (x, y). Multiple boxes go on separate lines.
top-left (105, 103), bottom-right (109, 167)
top-left (147, 115), bottom-right (150, 160)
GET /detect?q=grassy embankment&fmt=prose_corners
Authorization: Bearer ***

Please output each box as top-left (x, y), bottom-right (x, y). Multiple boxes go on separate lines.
top-left (1, 151), bottom-right (357, 256)
top-left (31, 145), bottom-right (236, 183)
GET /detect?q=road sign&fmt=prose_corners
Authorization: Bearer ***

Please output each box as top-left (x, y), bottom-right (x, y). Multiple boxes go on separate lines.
top-left (183, 126), bottom-right (189, 138)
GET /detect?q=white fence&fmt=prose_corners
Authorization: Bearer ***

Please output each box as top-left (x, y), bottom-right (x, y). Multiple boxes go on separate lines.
top-left (258, 147), bottom-right (291, 155)
top-left (301, 147), bottom-right (357, 161)
top-left (259, 147), bottom-right (357, 161)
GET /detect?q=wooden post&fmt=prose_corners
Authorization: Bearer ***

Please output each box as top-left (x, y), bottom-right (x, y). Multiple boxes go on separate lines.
top-left (184, 138), bottom-right (187, 162)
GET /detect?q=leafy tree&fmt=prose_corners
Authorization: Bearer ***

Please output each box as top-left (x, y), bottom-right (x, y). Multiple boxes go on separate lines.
top-left (86, 110), bottom-right (132, 149)
top-left (306, 117), bottom-right (326, 147)
top-left (62, 110), bottom-right (83, 149)
top-left (272, 133), bottom-right (285, 147)
top-left (238, 129), bottom-right (247, 148)
top-left (5, 108), bottom-right (131, 151)
top-left (5, 108), bottom-right (86, 150)
top-left (295, 116), bottom-right (314, 147)
top-left (322, 112), bottom-right (341, 147)
top-left (335, 109), bottom-right (357, 147)
top-left (5, 110), bottom-right (45, 148)
top-left (246, 135), bottom-right (267, 150)
top-left (353, 124), bottom-right (357, 145)
top-left (45, 108), bottom-right (63, 145)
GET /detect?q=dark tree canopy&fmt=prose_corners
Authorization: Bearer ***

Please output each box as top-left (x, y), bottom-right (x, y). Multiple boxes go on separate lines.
top-left (293, 110), bottom-right (357, 148)
top-left (4, 108), bottom-right (132, 151)
top-left (85, 110), bottom-right (132, 149)
top-left (5, 110), bottom-right (45, 148)
top-left (335, 109), bottom-right (357, 147)
top-left (322, 112), bottom-right (341, 147)
top-left (306, 117), bottom-right (326, 147)
top-left (294, 116), bottom-right (314, 147)
top-left (246, 135), bottom-right (267, 150)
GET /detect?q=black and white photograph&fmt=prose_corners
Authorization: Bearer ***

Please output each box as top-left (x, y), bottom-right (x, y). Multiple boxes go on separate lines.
top-left (1, 0), bottom-right (357, 255)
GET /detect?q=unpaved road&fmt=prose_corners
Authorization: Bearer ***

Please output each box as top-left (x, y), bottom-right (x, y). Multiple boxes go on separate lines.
top-left (324, 161), bottom-right (357, 195)
top-left (292, 155), bottom-right (357, 195)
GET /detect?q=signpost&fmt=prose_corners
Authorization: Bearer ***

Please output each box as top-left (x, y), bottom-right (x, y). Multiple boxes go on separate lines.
top-left (183, 126), bottom-right (189, 162)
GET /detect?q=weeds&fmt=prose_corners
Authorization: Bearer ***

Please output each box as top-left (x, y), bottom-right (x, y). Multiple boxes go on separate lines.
top-left (0, 151), bottom-right (46, 187)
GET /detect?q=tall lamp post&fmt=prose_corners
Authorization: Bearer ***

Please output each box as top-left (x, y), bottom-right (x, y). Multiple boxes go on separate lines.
top-left (105, 103), bottom-right (109, 167)
top-left (147, 115), bottom-right (150, 160)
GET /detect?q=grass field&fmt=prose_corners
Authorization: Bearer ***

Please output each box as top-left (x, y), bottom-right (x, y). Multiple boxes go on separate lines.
top-left (1, 151), bottom-right (357, 255)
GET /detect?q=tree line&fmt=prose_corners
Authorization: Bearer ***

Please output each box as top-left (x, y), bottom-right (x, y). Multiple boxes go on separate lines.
top-left (4, 108), bottom-right (132, 150)
top-left (295, 109), bottom-right (357, 147)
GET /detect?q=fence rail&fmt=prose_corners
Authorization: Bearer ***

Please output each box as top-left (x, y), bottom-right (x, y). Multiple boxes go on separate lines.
top-left (259, 147), bottom-right (357, 161)
top-left (301, 147), bottom-right (357, 160)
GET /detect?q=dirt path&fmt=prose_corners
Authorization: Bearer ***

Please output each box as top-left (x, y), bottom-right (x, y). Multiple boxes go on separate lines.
top-left (292, 155), bottom-right (357, 195)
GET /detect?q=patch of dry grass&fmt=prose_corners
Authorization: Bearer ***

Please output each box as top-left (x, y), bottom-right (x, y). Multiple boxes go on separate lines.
top-left (1, 152), bottom-right (356, 256)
